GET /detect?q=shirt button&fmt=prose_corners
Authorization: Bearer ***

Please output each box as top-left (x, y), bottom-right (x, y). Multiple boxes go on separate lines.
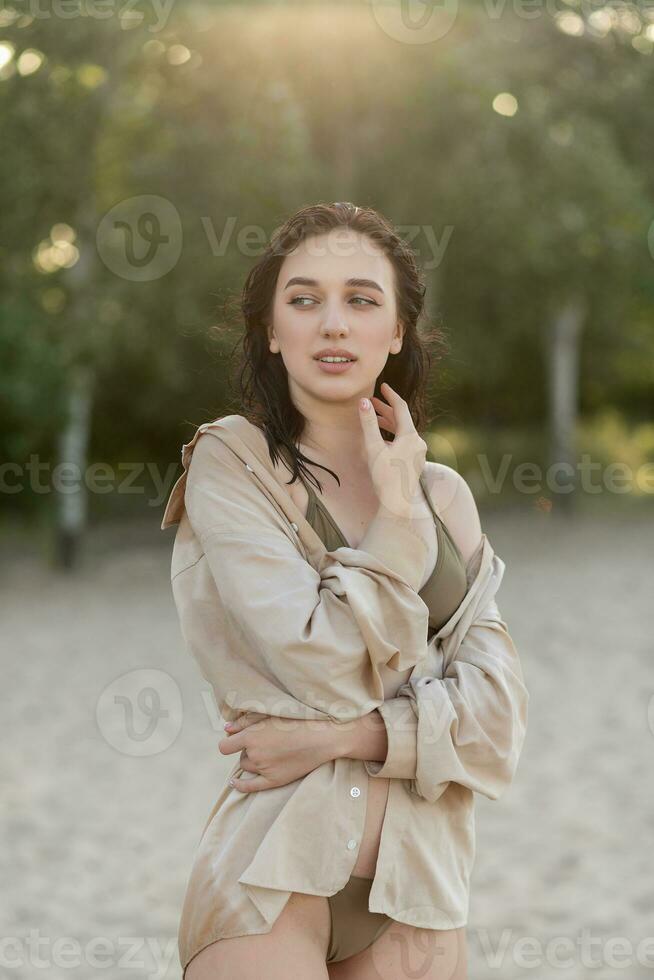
top-left (290, 522), bottom-right (298, 532)
top-left (347, 839), bottom-right (357, 850)
top-left (245, 463), bottom-right (253, 471)
top-left (350, 786), bottom-right (361, 797)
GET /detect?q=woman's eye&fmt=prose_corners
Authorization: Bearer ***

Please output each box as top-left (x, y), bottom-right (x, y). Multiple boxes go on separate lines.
top-left (289, 295), bottom-right (378, 307)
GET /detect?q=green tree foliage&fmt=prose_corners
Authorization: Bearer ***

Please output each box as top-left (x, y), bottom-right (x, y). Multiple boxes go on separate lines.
top-left (0, 0), bottom-right (652, 514)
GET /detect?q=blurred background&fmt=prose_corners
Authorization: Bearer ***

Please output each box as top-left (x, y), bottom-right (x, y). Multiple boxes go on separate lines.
top-left (1, 1), bottom-right (653, 978)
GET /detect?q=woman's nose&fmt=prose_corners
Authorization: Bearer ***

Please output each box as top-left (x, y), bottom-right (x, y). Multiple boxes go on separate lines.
top-left (320, 304), bottom-right (350, 335)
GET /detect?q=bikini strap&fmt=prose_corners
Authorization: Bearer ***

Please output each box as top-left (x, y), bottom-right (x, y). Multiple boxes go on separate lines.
top-left (418, 468), bottom-right (441, 523)
top-left (418, 468), bottom-right (465, 563)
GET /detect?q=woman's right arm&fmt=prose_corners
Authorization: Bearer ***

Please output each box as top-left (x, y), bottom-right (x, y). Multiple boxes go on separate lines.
top-left (181, 429), bottom-right (432, 724)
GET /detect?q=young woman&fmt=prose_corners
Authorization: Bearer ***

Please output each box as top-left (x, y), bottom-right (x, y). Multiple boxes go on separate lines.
top-left (161, 202), bottom-right (529, 980)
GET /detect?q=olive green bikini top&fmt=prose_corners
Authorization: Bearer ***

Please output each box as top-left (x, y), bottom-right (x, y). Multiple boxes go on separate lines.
top-left (300, 465), bottom-right (468, 633)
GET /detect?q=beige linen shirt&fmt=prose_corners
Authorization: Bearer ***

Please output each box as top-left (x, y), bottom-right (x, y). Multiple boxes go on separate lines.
top-left (161, 414), bottom-right (529, 969)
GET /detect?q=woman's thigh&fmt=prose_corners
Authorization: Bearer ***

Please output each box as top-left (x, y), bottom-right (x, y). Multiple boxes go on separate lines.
top-left (327, 922), bottom-right (467, 980)
top-left (185, 891), bottom-right (332, 980)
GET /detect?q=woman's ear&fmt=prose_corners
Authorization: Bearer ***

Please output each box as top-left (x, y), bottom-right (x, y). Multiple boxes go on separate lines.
top-left (266, 322), bottom-right (280, 354)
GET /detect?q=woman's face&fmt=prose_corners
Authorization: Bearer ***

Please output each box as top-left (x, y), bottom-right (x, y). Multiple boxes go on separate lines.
top-left (268, 228), bottom-right (403, 407)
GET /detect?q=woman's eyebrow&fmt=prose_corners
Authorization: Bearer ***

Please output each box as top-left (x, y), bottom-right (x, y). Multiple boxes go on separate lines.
top-left (284, 276), bottom-right (385, 295)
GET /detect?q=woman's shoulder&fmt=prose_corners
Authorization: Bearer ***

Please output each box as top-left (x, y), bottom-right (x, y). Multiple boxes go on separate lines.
top-left (211, 412), bottom-right (259, 434)
top-left (188, 414), bottom-right (266, 463)
top-left (197, 412), bottom-right (262, 440)
top-left (162, 415), bottom-right (272, 531)
top-left (423, 461), bottom-right (483, 567)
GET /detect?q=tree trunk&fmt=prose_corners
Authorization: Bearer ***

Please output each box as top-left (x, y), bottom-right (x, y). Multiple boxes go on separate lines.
top-left (547, 293), bottom-right (587, 516)
top-left (55, 365), bottom-right (94, 570)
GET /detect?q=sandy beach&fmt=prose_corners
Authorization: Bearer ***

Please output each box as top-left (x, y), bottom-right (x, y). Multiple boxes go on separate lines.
top-left (1, 507), bottom-right (652, 980)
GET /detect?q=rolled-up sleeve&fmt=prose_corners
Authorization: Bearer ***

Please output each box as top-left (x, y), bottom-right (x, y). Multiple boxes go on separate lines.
top-left (363, 697), bottom-right (418, 780)
top-left (365, 597), bottom-right (529, 804)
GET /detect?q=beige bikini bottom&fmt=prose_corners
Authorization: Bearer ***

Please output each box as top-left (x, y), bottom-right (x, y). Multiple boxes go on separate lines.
top-left (326, 874), bottom-right (394, 964)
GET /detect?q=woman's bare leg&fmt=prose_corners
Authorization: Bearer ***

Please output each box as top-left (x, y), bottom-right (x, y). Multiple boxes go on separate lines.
top-left (186, 891), bottom-right (332, 980)
top-left (327, 923), bottom-right (467, 980)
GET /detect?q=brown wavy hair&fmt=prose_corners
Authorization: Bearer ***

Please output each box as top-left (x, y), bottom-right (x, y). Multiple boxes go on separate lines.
top-left (218, 201), bottom-right (448, 493)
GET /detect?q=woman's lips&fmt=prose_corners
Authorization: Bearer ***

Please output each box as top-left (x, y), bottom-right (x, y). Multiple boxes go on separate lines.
top-left (313, 358), bottom-right (357, 374)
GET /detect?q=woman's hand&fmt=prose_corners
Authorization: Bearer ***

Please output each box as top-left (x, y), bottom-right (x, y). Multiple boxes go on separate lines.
top-left (359, 381), bottom-right (427, 519)
top-left (218, 712), bottom-right (347, 793)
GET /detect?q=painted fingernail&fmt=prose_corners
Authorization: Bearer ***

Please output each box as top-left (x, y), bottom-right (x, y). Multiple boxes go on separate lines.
top-left (224, 722), bottom-right (233, 730)
top-left (360, 398), bottom-right (370, 411)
